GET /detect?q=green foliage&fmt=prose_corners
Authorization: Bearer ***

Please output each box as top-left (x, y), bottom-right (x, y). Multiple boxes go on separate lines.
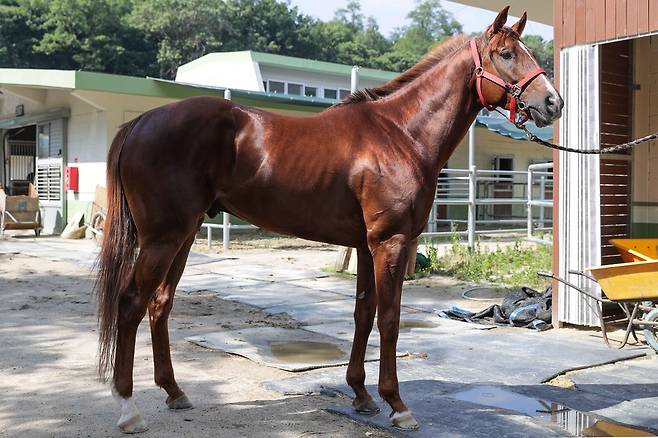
top-left (0, 0), bottom-right (554, 80)
top-left (35, 0), bottom-right (150, 75)
top-left (129, 0), bottom-right (228, 78)
top-left (421, 240), bottom-right (552, 289)
top-left (523, 34), bottom-right (554, 79)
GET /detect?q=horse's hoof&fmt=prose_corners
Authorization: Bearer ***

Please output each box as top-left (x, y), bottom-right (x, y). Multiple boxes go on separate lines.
top-left (167, 393), bottom-right (194, 410)
top-left (353, 398), bottom-right (380, 415)
top-left (118, 413), bottom-right (149, 434)
top-left (390, 410), bottom-right (419, 430)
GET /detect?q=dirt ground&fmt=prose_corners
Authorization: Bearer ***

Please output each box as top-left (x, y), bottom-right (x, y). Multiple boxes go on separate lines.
top-left (0, 248), bottom-right (392, 438)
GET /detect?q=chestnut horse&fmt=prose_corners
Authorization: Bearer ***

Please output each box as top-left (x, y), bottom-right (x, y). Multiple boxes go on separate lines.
top-left (97, 7), bottom-right (562, 433)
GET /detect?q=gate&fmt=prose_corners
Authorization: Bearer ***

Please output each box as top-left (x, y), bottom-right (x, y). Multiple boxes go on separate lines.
top-left (35, 120), bottom-right (65, 234)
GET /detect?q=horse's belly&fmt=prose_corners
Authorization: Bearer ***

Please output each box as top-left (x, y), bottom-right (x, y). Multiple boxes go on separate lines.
top-left (220, 188), bottom-right (366, 247)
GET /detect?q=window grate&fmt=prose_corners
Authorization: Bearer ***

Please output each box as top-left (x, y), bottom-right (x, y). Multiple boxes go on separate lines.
top-left (36, 163), bottom-right (62, 201)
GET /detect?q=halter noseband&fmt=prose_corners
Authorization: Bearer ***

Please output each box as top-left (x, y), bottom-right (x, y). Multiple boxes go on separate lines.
top-left (469, 39), bottom-right (546, 127)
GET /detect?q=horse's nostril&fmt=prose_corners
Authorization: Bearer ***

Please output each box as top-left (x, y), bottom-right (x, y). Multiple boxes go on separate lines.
top-left (544, 95), bottom-right (561, 116)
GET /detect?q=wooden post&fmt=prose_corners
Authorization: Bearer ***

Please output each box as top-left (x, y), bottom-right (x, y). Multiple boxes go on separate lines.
top-left (335, 247), bottom-right (352, 272)
top-left (405, 238), bottom-right (419, 279)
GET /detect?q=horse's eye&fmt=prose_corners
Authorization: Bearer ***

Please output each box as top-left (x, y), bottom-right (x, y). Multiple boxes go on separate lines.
top-left (500, 51), bottom-right (513, 60)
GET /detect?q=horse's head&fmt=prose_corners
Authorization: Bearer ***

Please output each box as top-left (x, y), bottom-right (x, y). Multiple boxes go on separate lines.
top-left (474, 7), bottom-right (563, 128)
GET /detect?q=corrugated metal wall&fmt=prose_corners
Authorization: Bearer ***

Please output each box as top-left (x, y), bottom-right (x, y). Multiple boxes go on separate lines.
top-left (558, 45), bottom-right (603, 327)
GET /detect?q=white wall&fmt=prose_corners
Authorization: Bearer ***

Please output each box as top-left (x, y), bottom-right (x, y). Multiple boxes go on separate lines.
top-left (175, 52), bottom-right (263, 91)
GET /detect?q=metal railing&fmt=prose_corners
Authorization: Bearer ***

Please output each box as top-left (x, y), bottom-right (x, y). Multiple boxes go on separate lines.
top-left (421, 165), bottom-right (553, 248)
top-left (201, 213), bottom-right (258, 250)
top-left (201, 163), bottom-right (554, 250)
top-left (527, 162), bottom-right (553, 245)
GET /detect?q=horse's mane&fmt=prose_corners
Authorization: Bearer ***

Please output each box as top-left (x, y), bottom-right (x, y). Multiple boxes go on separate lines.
top-left (336, 34), bottom-right (467, 106)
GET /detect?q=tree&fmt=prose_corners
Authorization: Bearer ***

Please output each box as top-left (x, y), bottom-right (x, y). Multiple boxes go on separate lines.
top-left (523, 35), bottom-right (554, 79)
top-left (0, 0), bottom-right (49, 69)
top-left (129, 0), bottom-right (228, 78)
top-left (334, 0), bottom-right (365, 31)
top-left (376, 0), bottom-right (463, 71)
top-left (34, 0), bottom-right (151, 75)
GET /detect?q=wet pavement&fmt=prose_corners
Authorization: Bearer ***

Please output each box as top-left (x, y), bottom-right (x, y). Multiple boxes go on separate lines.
top-left (3, 237), bottom-right (658, 437)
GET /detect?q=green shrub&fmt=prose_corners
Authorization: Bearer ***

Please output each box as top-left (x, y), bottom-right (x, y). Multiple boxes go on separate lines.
top-left (422, 239), bottom-right (552, 289)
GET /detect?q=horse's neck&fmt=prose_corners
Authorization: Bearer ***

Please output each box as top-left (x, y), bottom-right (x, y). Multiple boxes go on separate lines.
top-left (378, 46), bottom-right (481, 173)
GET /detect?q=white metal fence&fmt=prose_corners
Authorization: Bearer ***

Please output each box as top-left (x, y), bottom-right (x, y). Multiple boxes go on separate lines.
top-left (201, 163), bottom-right (554, 250)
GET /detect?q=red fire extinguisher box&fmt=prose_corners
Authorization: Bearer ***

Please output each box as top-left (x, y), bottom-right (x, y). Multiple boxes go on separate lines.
top-left (64, 166), bottom-right (79, 192)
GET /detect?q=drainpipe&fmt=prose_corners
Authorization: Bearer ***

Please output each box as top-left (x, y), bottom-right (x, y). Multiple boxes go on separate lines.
top-left (467, 122), bottom-right (476, 251)
top-left (222, 88), bottom-right (231, 251)
top-left (351, 66), bottom-right (360, 93)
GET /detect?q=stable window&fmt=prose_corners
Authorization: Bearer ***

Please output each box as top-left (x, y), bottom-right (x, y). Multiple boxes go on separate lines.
top-left (268, 81), bottom-right (285, 94)
top-left (305, 86), bottom-right (317, 97)
top-left (491, 156), bottom-right (514, 218)
top-left (324, 88), bottom-right (337, 99)
top-left (38, 123), bottom-right (50, 159)
top-left (287, 83), bottom-right (302, 95)
top-left (339, 89), bottom-right (351, 99)
top-left (493, 156), bottom-right (514, 176)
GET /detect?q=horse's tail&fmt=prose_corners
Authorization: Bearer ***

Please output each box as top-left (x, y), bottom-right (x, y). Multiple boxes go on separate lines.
top-left (96, 117), bottom-right (140, 382)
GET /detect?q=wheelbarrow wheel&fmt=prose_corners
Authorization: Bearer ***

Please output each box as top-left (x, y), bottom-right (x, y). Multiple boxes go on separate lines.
top-left (642, 308), bottom-right (658, 353)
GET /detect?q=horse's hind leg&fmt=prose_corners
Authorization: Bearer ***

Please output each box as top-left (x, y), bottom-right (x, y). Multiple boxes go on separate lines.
top-left (346, 246), bottom-right (379, 414)
top-left (148, 236), bottom-right (195, 410)
top-left (112, 238), bottom-right (183, 433)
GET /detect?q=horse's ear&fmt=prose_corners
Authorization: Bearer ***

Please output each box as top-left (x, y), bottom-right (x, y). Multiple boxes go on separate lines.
top-left (487, 6), bottom-right (510, 38)
top-left (511, 12), bottom-right (527, 36)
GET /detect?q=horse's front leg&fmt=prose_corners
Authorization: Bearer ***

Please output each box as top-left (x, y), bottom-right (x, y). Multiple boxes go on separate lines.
top-left (370, 234), bottom-right (419, 430)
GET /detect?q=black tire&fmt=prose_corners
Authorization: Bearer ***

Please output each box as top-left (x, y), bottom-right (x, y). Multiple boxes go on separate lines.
top-left (642, 307), bottom-right (658, 353)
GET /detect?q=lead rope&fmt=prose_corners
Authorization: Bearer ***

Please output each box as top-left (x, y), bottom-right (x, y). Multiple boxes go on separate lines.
top-left (515, 122), bottom-right (658, 155)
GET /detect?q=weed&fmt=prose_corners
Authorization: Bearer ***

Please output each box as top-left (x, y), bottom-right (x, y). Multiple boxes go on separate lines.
top-left (421, 239), bottom-right (552, 289)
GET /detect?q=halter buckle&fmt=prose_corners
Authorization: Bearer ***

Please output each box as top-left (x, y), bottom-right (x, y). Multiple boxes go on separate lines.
top-left (509, 84), bottom-right (522, 98)
top-left (474, 66), bottom-right (484, 77)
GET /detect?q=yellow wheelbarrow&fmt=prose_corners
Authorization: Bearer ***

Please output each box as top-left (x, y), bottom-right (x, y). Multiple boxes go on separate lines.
top-left (539, 239), bottom-right (658, 353)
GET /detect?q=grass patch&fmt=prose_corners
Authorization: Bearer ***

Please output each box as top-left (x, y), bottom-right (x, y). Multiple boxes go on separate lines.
top-left (424, 239), bottom-right (552, 289)
top-left (320, 265), bottom-right (355, 279)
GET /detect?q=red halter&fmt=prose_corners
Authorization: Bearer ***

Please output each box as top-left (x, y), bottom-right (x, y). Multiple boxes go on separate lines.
top-left (469, 39), bottom-right (546, 127)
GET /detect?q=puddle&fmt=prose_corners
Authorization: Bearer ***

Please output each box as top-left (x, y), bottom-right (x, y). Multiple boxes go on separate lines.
top-left (399, 319), bottom-right (437, 331)
top-left (450, 385), bottom-right (655, 437)
top-left (269, 341), bottom-right (346, 364)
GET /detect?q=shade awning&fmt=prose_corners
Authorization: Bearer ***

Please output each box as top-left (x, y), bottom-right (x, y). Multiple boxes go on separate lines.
top-left (475, 114), bottom-right (554, 141)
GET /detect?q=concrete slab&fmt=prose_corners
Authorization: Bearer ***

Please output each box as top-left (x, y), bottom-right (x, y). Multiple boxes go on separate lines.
top-left (205, 264), bottom-right (329, 282)
top-left (286, 277), bottom-right (356, 297)
top-left (223, 283), bottom-right (348, 309)
top-left (186, 327), bottom-right (386, 372)
top-left (264, 299), bottom-right (356, 325)
top-left (177, 274), bottom-right (267, 294)
top-left (330, 381), bottom-right (567, 438)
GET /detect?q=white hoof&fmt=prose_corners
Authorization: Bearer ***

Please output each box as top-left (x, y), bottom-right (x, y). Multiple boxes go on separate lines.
top-left (112, 384), bottom-right (149, 434)
top-left (390, 410), bottom-right (419, 430)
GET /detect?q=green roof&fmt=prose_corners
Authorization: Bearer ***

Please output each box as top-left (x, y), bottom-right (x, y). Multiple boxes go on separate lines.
top-left (250, 51), bottom-right (398, 82)
top-left (0, 68), bottom-right (332, 113)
